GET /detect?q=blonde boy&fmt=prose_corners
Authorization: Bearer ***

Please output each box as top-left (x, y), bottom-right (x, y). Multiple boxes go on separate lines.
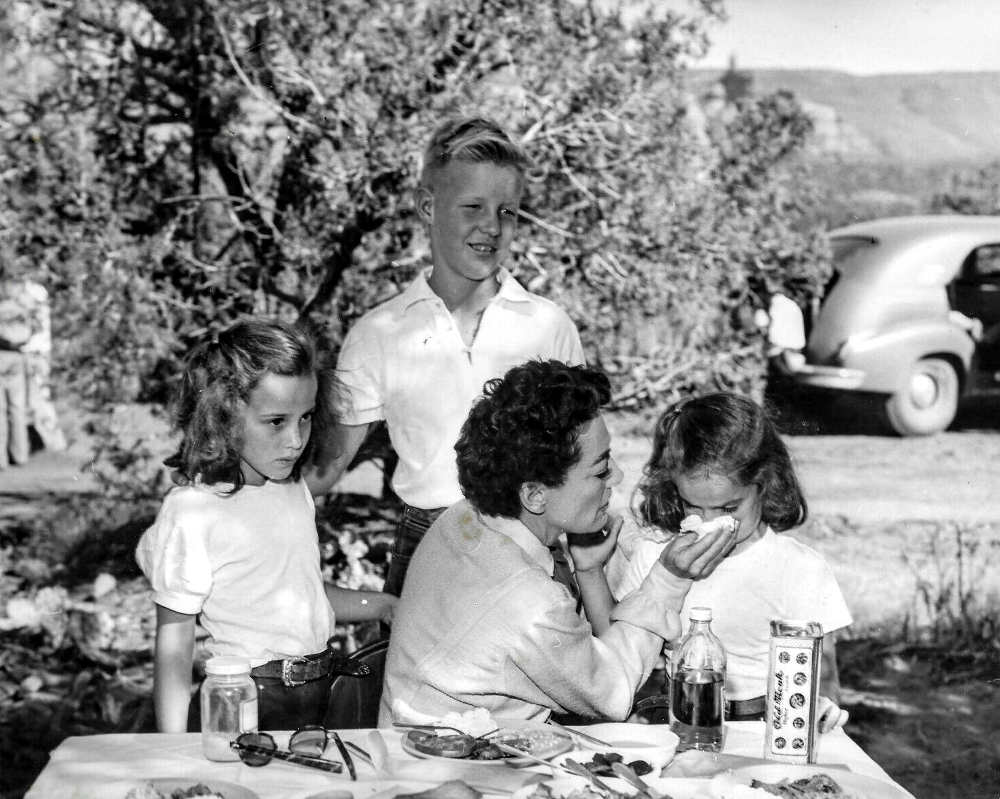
top-left (308, 117), bottom-right (584, 595)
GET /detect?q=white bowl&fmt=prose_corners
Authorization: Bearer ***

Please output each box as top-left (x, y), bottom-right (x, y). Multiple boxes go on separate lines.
top-left (557, 722), bottom-right (680, 772)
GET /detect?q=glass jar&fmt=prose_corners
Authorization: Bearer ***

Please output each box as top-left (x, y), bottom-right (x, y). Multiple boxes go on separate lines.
top-left (669, 606), bottom-right (727, 752)
top-left (201, 656), bottom-right (259, 761)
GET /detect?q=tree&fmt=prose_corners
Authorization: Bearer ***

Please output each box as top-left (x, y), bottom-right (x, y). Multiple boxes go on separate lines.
top-left (1, 0), bottom-right (828, 455)
top-left (931, 161), bottom-right (1000, 215)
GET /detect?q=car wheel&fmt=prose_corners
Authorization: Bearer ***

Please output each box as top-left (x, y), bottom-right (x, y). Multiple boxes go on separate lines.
top-left (884, 358), bottom-right (959, 436)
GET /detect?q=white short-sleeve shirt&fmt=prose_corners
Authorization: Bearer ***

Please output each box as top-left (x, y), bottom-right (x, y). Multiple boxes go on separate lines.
top-left (610, 519), bottom-right (852, 701)
top-left (336, 268), bottom-right (585, 509)
top-left (136, 479), bottom-right (334, 666)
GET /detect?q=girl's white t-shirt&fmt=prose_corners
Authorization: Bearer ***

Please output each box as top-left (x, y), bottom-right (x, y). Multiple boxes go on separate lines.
top-left (609, 518), bottom-right (853, 700)
top-left (136, 478), bottom-right (334, 666)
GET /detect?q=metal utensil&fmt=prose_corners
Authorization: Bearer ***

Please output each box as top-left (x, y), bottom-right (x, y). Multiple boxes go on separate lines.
top-left (491, 742), bottom-right (577, 776)
top-left (610, 761), bottom-right (666, 799)
top-left (392, 722), bottom-right (498, 741)
top-left (564, 757), bottom-right (624, 798)
top-left (544, 718), bottom-right (612, 749)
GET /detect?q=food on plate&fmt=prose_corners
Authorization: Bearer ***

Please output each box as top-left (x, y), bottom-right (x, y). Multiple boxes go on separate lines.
top-left (750, 772), bottom-right (849, 797)
top-left (521, 784), bottom-right (623, 799)
top-left (396, 780), bottom-right (483, 799)
top-left (407, 730), bottom-right (478, 758)
top-left (679, 514), bottom-right (738, 540)
top-left (580, 752), bottom-right (653, 777)
top-left (437, 707), bottom-right (500, 738)
top-left (125, 784), bottom-right (226, 799)
top-left (405, 726), bottom-right (568, 761)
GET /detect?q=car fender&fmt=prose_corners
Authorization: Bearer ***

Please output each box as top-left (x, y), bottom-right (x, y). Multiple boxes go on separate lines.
top-left (838, 320), bottom-right (975, 394)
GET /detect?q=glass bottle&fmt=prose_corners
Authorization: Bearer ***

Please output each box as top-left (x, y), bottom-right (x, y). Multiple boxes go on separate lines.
top-left (669, 607), bottom-right (726, 752)
top-left (201, 656), bottom-right (259, 761)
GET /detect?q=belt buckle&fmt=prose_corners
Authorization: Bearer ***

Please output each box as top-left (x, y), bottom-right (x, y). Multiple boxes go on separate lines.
top-left (281, 655), bottom-right (309, 687)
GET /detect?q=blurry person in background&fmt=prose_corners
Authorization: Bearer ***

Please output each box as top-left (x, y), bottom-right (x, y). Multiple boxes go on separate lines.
top-left (0, 270), bottom-right (67, 466)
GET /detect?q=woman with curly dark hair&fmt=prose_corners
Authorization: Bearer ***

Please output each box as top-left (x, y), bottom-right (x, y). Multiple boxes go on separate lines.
top-left (379, 360), bottom-right (737, 725)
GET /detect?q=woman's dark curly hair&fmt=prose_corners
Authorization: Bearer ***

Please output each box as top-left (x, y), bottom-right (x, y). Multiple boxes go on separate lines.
top-left (456, 360), bottom-right (612, 518)
top-left (636, 392), bottom-right (807, 533)
top-left (165, 316), bottom-right (340, 491)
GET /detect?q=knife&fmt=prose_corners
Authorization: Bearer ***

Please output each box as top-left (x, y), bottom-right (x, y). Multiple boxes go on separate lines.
top-left (544, 718), bottom-right (612, 749)
top-left (563, 757), bottom-right (623, 798)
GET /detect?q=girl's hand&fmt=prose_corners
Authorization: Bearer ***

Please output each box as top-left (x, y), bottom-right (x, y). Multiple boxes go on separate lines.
top-left (817, 695), bottom-right (849, 733)
top-left (657, 523), bottom-right (739, 580)
top-left (568, 515), bottom-right (623, 575)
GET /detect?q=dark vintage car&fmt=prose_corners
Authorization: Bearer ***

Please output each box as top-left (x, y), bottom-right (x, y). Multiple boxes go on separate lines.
top-left (775, 215), bottom-right (1000, 436)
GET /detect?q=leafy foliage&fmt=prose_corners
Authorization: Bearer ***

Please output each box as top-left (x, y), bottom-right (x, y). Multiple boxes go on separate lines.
top-left (931, 160), bottom-right (1000, 215)
top-left (2, 0), bottom-right (830, 452)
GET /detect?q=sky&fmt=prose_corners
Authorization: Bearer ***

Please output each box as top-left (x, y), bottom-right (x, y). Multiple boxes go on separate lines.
top-left (667, 0), bottom-right (1000, 75)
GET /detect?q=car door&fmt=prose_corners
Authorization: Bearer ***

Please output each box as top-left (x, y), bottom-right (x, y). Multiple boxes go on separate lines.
top-left (949, 243), bottom-right (1000, 373)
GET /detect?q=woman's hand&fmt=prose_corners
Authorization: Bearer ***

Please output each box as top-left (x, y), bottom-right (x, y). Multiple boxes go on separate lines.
top-left (657, 522), bottom-right (739, 580)
top-left (817, 695), bottom-right (849, 733)
top-left (567, 515), bottom-right (623, 575)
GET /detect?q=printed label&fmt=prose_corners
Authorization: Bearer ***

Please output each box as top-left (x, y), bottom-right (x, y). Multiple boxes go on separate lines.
top-left (764, 621), bottom-right (822, 764)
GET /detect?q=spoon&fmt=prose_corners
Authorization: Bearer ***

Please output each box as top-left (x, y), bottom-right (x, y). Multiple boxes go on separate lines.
top-left (393, 722), bottom-right (472, 736)
top-left (610, 761), bottom-right (665, 799)
top-left (393, 723), bottom-right (498, 739)
top-left (491, 742), bottom-right (578, 775)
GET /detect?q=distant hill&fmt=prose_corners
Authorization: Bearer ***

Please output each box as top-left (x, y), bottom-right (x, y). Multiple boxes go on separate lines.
top-left (687, 69), bottom-right (1000, 165)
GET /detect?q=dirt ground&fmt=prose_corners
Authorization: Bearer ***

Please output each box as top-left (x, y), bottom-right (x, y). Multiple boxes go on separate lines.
top-left (3, 401), bottom-right (1000, 798)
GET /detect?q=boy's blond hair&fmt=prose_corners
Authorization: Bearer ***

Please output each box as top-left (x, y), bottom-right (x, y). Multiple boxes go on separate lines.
top-left (420, 117), bottom-right (532, 190)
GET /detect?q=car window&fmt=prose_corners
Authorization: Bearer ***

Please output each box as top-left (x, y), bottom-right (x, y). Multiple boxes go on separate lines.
top-left (959, 245), bottom-right (1000, 282)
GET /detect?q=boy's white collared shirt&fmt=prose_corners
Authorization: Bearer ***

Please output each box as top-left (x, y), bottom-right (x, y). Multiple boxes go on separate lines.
top-left (336, 267), bottom-right (584, 509)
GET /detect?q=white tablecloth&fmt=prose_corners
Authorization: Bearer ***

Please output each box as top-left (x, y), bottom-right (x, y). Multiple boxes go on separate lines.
top-left (25, 723), bottom-right (912, 799)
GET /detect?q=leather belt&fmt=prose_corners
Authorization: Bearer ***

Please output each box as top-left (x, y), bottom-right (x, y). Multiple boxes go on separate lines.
top-left (726, 695), bottom-right (766, 720)
top-left (251, 650), bottom-right (370, 688)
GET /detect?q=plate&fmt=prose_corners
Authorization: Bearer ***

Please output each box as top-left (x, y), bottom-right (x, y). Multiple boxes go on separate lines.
top-left (400, 719), bottom-right (573, 768)
top-left (726, 764), bottom-right (914, 799)
top-left (556, 723), bottom-right (679, 771)
top-left (120, 778), bottom-right (260, 799)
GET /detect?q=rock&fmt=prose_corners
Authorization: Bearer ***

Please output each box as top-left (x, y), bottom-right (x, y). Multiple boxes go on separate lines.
top-left (2, 596), bottom-right (41, 629)
top-left (93, 573), bottom-right (117, 599)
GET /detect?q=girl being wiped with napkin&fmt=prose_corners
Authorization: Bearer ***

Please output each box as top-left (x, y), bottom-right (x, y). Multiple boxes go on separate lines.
top-left (137, 318), bottom-right (395, 732)
top-left (609, 392), bottom-right (852, 733)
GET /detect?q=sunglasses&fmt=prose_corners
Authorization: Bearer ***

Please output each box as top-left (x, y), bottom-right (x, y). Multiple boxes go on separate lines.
top-left (231, 728), bottom-right (354, 777)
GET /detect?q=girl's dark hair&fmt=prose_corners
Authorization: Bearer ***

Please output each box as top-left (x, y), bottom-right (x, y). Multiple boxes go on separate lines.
top-left (456, 360), bottom-right (612, 518)
top-left (637, 392), bottom-right (807, 533)
top-left (166, 316), bottom-right (339, 491)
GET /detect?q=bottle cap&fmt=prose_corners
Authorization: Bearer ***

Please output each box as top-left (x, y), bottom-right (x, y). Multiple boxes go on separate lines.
top-left (204, 656), bottom-right (252, 676)
top-left (689, 606), bottom-right (713, 622)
